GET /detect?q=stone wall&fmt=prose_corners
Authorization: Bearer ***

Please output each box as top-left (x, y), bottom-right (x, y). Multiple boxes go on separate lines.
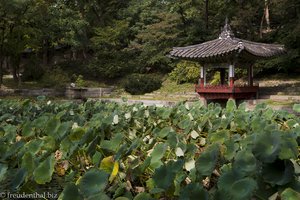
top-left (0, 87), bottom-right (114, 99)
top-left (65, 87), bottom-right (114, 99)
top-left (14, 88), bottom-right (65, 97)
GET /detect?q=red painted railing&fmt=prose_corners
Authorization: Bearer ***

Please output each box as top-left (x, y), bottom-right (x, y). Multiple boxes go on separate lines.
top-left (195, 84), bottom-right (259, 94)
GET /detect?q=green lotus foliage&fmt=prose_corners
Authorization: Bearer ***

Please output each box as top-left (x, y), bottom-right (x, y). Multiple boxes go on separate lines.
top-left (262, 160), bottom-right (294, 185)
top-left (179, 183), bottom-right (208, 200)
top-left (230, 178), bottom-right (258, 200)
top-left (21, 152), bottom-right (35, 174)
top-left (281, 188), bottom-right (300, 200)
top-left (133, 192), bottom-right (154, 200)
top-left (78, 169), bottom-right (109, 198)
top-left (253, 131), bottom-right (281, 163)
top-left (59, 183), bottom-right (82, 200)
top-left (196, 143), bottom-right (219, 177)
top-left (150, 143), bottom-right (168, 168)
top-left (153, 160), bottom-right (184, 191)
top-left (293, 104), bottom-right (300, 113)
top-left (101, 133), bottom-right (124, 153)
top-left (45, 117), bottom-right (61, 138)
top-left (33, 154), bottom-right (56, 184)
top-left (157, 126), bottom-right (174, 138)
top-left (208, 129), bottom-right (230, 144)
top-left (223, 139), bottom-right (239, 160)
top-left (0, 163), bottom-right (8, 182)
top-left (11, 168), bottom-right (27, 190)
top-left (226, 99), bottom-right (236, 112)
top-left (233, 150), bottom-right (257, 176)
top-left (0, 98), bottom-right (300, 199)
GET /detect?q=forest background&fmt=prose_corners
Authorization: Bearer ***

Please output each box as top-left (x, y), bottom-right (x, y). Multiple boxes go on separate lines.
top-left (0, 0), bottom-right (299, 92)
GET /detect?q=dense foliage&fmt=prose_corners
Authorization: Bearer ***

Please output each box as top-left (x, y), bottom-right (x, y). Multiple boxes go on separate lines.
top-left (169, 61), bottom-right (200, 84)
top-left (124, 74), bottom-right (162, 95)
top-left (0, 0), bottom-right (299, 86)
top-left (1, 99), bottom-right (300, 199)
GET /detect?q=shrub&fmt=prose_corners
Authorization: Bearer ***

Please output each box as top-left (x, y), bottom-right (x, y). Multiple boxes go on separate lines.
top-left (22, 58), bottom-right (44, 81)
top-left (40, 68), bottom-right (71, 88)
top-left (210, 71), bottom-right (221, 85)
top-left (74, 74), bottom-right (86, 87)
top-left (124, 74), bottom-right (162, 95)
top-left (169, 61), bottom-right (200, 84)
top-left (87, 51), bottom-right (134, 79)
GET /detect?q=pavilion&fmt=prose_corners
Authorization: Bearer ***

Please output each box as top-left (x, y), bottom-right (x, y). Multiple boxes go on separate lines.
top-left (169, 22), bottom-right (286, 103)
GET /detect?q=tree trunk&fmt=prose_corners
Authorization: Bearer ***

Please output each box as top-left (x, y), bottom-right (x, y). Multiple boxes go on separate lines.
top-left (43, 49), bottom-right (48, 66)
top-left (42, 39), bottom-right (49, 67)
top-left (296, 0), bottom-right (300, 19)
top-left (72, 50), bottom-right (77, 60)
top-left (0, 55), bottom-right (3, 86)
top-left (205, 0), bottom-right (209, 30)
top-left (82, 49), bottom-right (87, 60)
top-left (265, 0), bottom-right (271, 31)
top-left (260, 0), bottom-right (271, 38)
top-left (0, 54), bottom-right (4, 86)
top-left (0, 26), bottom-right (4, 86)
top-left (260, 12), bottom-right (265, 38)
top-left (11, 55), bottom-right (21, 85)
top-left (178, 5), bottom-right (187, 26)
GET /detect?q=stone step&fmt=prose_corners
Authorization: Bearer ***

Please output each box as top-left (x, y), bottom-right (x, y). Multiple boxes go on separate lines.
top-left (144, 93), bottom-right (156, 96)
top-left (269, 95), bottom-right (300, 101)
top-left (139, 96), bottom-right (155, 99)
top-left (260, 87), bottom-right (300, 92)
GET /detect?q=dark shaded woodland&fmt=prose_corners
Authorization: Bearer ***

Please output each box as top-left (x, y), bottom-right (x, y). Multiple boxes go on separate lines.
top-left (0, 0), bottom-right (299, 86)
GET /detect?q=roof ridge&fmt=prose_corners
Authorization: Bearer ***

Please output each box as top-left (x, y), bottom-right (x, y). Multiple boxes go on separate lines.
top-left (169, 22), bottom-right (286, 60)
top-left (219, 22), bottom-right (234, 39)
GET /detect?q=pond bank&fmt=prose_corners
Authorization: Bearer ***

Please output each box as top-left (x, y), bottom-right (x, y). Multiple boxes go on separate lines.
top-left (97, 98), bottom-right (298, 115)
top-left (0, 87), bottom-right (114, 99)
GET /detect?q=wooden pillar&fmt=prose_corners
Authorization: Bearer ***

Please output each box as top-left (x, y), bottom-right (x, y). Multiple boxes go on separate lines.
top-left (199, 65), bottom-right (207, 105)
top-left (220, 68), bottom-right (226, 85)
top-left (200, 66), bottom-right (204, 87)
top-left (248, 65), bottom-right (253, 86)
top-left (204, 65), bottom-right (207, 86)
top-left (200, 65), bottom-right (207, 86)
top-left (229, 64), bottom-right (235, 87)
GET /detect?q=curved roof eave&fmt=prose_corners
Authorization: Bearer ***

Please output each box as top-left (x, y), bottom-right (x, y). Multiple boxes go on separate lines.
top-left (169, 23), bottom-right (286, 62)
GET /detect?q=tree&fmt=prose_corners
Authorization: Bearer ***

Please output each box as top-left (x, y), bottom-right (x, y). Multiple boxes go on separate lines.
top-left (89, 19), bottom-right (133, 78)
top-left (1, 0), bottom-right (299, 87)
top-left (124, 0), bottom-right (184, 73)
top-left (205, 0), bottom-right (209, 30)
top-left (0, 0), bottom-right (35, 85)
top-left (31, 0), bottom-right (88, 65)
top-left (260, 0), bottom-right (271, 38)
top-left (131, 12), bottom-right (181, 72)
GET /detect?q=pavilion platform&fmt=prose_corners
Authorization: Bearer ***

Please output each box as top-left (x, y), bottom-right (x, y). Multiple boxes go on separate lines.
top-left (169, 20), bottom-right (286, 103)
top-left (195, 84), bottom-right (259, 100)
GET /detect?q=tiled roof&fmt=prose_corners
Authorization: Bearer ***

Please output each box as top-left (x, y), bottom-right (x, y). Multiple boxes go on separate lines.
top-left (169, 24), bottom-right (286, 62)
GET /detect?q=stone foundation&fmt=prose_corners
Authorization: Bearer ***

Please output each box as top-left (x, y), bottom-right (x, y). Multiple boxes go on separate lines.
top-left (65, 87), bottom-right (114, 99)
top-left (0, 87), bottom-right (114, 99)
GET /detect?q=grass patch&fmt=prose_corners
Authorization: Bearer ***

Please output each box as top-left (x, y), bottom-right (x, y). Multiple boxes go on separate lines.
top-left (156, 78), bottom-right (195, 94)
top-left (2, 75), bottom-right (109, 89)
top-left (265, 99), bottom-right (295, 107)
top-left (2, 77), bottom-right (41, 89)
top-left (257, 73), bottom-right (300, 81)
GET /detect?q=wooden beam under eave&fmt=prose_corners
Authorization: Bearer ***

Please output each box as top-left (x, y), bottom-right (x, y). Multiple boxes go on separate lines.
top-left (248, 64), bottom-right (254, 86)
top-left (229, 64), bottom-right (235, 87)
